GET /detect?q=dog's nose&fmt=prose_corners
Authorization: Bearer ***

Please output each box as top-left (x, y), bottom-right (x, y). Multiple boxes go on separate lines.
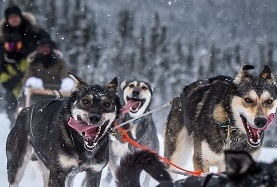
top-left (89, 114), bottom-right (101, 124)
top-left (254, 117), bottom-right (267, 128)
top-left (132, 90), bottom-right (140, 97)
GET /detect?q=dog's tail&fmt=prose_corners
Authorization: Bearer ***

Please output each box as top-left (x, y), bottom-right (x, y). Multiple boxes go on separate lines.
top-left (116, 151), bottom-right (172, 187)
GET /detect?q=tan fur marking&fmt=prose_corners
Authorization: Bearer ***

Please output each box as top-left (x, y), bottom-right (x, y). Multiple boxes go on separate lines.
top-left (213, 104), bottom-right (229, 123)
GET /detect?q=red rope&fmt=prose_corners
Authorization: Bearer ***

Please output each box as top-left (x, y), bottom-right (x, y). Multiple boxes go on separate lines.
top-left (114, 121), bottom-right (202, 176)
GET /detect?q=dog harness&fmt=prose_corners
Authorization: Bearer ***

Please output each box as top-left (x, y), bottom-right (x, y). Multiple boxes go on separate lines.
top-left (28, 99), bottom-right (61, 167)
top-left (112, 113), bottom-right (150, 144)
top-left (113, 120), bottom-right (202, 176)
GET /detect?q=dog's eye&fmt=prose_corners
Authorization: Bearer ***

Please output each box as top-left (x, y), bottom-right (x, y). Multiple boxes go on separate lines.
top-left (244, 98), bottom-right (253, 103)
top-left (103, 101), bottom-right (111, 107)
top-left (265, 99), bottom-right (273, 105)
top-left (82, 99), bottom-right (90, 105)
top-left (141, 86), bottom-right (148, 90)
top-left (129, 84), bottom-right (134, 88)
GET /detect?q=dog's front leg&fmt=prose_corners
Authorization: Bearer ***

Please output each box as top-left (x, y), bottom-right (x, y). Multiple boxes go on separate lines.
top-left (48, 170), bottom-right (68, 187)
top-left (193, 142), bottom-right (204, 172)
top-left (85, 170), bottom-right (102, 187)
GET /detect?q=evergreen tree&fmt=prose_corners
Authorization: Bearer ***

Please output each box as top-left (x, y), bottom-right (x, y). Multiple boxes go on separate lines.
top-left (150, 13), bottom-right (160, 55)
top-left (117, 10), bottom-right (133, 41)
top-left (234, 44), bottom-right (241, 66)
top-left (267, 42), bottom-right (274, 68)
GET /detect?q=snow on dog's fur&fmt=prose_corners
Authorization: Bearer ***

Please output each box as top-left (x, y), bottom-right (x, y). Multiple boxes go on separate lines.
top-left (6, 74), bottom-right (121, 187)
top-left (164, 65), bottom-right (277, 176)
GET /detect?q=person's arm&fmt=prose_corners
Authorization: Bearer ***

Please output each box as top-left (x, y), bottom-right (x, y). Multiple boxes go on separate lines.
top-left (0, 71), bottom-right (24, 90)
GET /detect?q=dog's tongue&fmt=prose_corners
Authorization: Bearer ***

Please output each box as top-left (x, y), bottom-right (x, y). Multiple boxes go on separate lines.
top-left (120, 100), bottom-right (141, 114)
top-left (68, 117), bottom-right (98, 139)
top-left (265, 113), bottom-right (275, 128)
top-left (249, 113), bottom-right (275, 141)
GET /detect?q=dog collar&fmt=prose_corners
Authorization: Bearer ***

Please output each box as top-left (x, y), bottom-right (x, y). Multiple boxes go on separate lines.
top-left (219, 119), bottom-right (239, 149)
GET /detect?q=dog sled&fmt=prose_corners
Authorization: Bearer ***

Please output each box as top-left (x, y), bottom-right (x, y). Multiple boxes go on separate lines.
top-left (24, 87), bottom-right (71, 107)
top-left (16, 83), bottom-right (72, 116)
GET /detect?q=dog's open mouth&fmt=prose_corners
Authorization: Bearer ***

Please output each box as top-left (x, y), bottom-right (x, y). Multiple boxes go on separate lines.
top-left (68, 117), bottom-right (108, 150)
top-left (240, 114), bottom-right (274, 147)
top-left (120, 97), bottom-right (146, 114)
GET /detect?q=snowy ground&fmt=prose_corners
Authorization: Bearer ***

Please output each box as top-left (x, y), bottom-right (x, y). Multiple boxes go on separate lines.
top-left (1, 112), bottom-right (277, 186)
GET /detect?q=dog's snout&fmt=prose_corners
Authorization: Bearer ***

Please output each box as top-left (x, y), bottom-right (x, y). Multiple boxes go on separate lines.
top-left (89, 114), bottom-right (101, 124)
top-left (132, 89), bottom-right (140, 97)
top-left (254, 117), bottom-right (267, 128)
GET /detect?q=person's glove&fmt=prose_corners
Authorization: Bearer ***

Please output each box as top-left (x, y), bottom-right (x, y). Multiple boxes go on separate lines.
top-left (60, 77), bottom-right (74, 92)
top-left (25, 77), bottom-right (44, 89)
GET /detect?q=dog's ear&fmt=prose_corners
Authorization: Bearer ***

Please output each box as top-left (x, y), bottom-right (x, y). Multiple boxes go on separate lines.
top-left (68, 73), bottom-right (87, 91)
top-left (224, 150), bottom-right (254, 177)
top-left (106, 77), bottom-right (118, 93)
top-left (233, 65), bottom-right (255, 85)
top-left (120, 80), bottom-right (128, 91)
top-left (259, 65), bottom-right (276, 85)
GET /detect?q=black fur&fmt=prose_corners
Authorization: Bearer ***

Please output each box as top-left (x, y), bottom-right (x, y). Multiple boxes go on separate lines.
top-left (6, 76), bottom-right (121, 187)
top-left (117, 150), bottom-right (277, 187)
top-left (116, 151), bottom-right (172, 187)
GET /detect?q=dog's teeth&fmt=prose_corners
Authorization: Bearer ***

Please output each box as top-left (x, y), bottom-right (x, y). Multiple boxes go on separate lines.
top-left (92, 127), bottom-right (102, 142)
top-left (94, 135), bottom-right (98, 142)
top-left (98, 127), bottom-right (101, 133)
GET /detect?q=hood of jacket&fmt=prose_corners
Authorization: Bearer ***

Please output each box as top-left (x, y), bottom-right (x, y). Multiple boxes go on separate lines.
top-left (0, 11), bottom-right (36, 39)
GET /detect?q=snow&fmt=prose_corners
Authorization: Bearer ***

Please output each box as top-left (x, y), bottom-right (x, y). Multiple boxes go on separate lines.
top-left (0, 112), bottom-right (277, 186)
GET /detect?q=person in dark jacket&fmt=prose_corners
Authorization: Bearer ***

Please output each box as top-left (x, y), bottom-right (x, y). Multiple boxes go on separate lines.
top-left (0, 34), bottom-right (29, 125)
top-left (0, 5), bottom-right (50, 57)
top-left (22, 38), bottom-right (74, 92)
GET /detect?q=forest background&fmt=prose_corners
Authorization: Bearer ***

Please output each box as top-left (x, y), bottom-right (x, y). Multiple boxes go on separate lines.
top-left (1, 0), bottom-right (277, 145)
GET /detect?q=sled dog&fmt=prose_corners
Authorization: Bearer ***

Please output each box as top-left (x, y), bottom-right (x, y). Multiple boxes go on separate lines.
top-left (6, 74), bottom-right (121, 187)
top-left (164, 65), bottom-right (277, 174)
top-left (116, 150), bottom-right (277, 187)
top-left (108, 80), bottom-right (159, 186)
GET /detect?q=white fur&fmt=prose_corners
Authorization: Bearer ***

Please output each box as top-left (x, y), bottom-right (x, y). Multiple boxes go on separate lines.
top-left (71, 108), bottom-right (90, 124)
top-left (82, 162), bottom-right (106, 172)
top-left (110, 139), bottom-right (129, 162)
top-left (103, 111), bottom-right (117, 124)
top-left (201, 141), bottom-right (225, 172)
top-left (102, 111), bottom-right (117, 133)
top-left (231, 96), bottom-right (250, 133)
top-left (58, 154), bottom-right (78, 169)
top-left (36, 157), bottom-right (50, 186)
top-left (122, 81), bottom-right (152, 118)
top-left (231, 90), bottom-right (277, 134)
top-left (169, 128), bottom-right (193, 180)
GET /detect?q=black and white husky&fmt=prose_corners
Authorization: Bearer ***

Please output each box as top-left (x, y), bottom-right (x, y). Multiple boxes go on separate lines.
top-left (6, 74), bottom-right (121, 187)
top-left (107, 80), bottom-right (159, 186)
